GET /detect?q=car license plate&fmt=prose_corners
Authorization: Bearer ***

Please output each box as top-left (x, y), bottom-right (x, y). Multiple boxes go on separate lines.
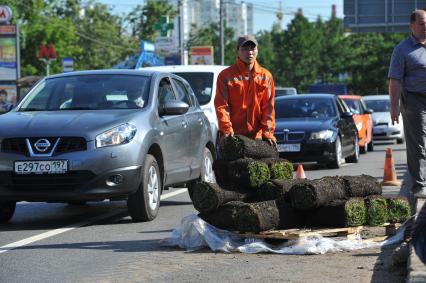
top-left (278, 143), bottom-right (301, 152)
top-left (14, 160), bottom-right (68, 174)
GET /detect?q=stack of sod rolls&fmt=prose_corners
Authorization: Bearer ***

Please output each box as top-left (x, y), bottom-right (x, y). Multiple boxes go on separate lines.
top-left (191, 135), bottom-right (411, 233)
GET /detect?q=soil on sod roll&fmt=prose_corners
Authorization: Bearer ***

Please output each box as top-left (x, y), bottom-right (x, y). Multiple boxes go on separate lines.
top-left (199, 201), bottom-right (244, 231)
top-left (386, 196), bottom-right (411, 223)
top-left (257, 179), bottom-right (302, 202)
top-left (221, 135), bottom-right (279, 161)
top-left (275, 198), bottom-right (306, 229)
top-left (305, 198), bottom-right (366, 227)
top-left (227, 158), bottom-right (270, 188)
top-left (260, 158), bottom-right (294, 180)
top-left (365, 195), bottom-right (388, 226)
top-left (213, 158), bottom-right (228, 184)
top-left (233, 200), bottom-right (281, 233)
top-left (289, 176), bottom-right (347, 210)
top-left (191, 181), bottom-right (253, 213)
top-left (341, 175), bottom-right (382, 197)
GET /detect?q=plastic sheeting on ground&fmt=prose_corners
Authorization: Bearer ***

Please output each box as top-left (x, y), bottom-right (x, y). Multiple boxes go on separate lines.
top-left (160, 214), bottom-right (406, 254)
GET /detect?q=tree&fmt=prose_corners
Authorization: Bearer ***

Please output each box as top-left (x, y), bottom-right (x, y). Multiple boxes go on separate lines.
top-left (345, 32), bottom-right (406, 95)
top-left (187, 23), bottom-right (235, 65)
top-left (126, 1), bottom-right (178, 42)
top-left (274, 12), bottom-right (321, 92)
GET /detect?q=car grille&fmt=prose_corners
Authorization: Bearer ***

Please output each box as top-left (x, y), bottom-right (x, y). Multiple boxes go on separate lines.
top-left (1, 137), bottom-right (87, 156)
top-left (275, 131), bottom-right (305, 142)
top-left (0, 171), bottom-right (96, 191)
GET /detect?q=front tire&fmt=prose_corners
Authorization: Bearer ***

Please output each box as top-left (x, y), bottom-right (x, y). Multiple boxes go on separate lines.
top-left (201, 148), bottom-right (216, 183)
top-left (127, 154), bottom-right (161, 222)
top-left (0, 201), bottom-right (16, 223)
top-left (346, 135), bottom-right (360, 163)
top-left (188, 148), bottom-right (216, 200)
top-left (327, 137), bottom-right (343, 169)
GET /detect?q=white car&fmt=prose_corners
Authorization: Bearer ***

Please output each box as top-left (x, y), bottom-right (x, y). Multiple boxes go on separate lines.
top-left (141, 65), bottom-right (227, 144)
top-left (363, 95), bottom-right (404, 144)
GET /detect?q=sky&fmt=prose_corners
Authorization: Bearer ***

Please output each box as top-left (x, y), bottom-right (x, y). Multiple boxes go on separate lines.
top-left (96, 0), bottom-right (344, 33)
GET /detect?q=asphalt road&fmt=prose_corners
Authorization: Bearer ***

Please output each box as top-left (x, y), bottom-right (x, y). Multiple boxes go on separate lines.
top-left (0, 141), bottom-right (408, 282)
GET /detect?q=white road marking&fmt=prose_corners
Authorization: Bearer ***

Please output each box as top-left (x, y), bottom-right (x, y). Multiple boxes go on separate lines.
top-left (0, 188), bottom-right (188, 254)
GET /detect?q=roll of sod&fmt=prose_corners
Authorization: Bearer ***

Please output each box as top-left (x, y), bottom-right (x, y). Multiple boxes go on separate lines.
top-left (260, 158), bottom-right (294, 180)
top-left (191, 181), bottom-right (252, 213)
top-left (341, 175), bottom-right (382, 197)
top-left (221, 135), bottom-right (278, 161)
top-left (227, 158), bottom-right (270, 188)
top-left (305, 198), bottom-right (366, 227)
top-left (386, 196), bottom-right (411, 223)
top-left (198, 201), bottom-right (244, 231)
top-left (365, 195), bottom-right (388, 226)
top-left (289, 176), bottom-right (346, 210)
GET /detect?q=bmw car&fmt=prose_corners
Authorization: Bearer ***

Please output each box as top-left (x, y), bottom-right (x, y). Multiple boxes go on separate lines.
top-left (275, 94), bottom-right (359, 168)
top-left (0, 69), bottom-right (216, 223)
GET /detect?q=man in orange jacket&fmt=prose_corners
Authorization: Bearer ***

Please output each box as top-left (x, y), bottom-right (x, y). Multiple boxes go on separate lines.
top-left (215, 35), bottom-right (276, 147)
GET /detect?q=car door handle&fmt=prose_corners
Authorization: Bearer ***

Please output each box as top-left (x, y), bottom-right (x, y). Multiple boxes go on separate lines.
top-left (181, 121), bottom-right (188, 128)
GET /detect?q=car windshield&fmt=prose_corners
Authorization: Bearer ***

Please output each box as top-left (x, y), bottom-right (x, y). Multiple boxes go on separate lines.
top-left (343, 99), bottom-right (361, 114)
top-left (364, 99), bottom-right (390, 112)
top-left (276, 97), bottom-right (336, 119)
top-left (173, 72), bottom-right (213, 105)
top-left (18, 74), bottom-right (151, 111)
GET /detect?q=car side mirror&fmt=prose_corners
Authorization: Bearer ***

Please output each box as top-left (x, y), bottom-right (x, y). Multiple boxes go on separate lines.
top-left (159, 100), bottom-right (189, 116)
top-left (364, 108), bottom-right (374, 114)
top-left (341, 111), bottom-right (353, 118)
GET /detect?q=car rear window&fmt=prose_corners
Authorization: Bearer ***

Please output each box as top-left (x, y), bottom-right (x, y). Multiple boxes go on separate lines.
top-left (364, 99), bottom-right (390, 112)
top-left (173, 72), bottom-right (214, 105)
top-left (18, 74), bottom-right (151, 111)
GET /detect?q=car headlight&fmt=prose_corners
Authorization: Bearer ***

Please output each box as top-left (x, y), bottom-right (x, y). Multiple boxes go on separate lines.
top-left (96, 123), bottom-right (137, 148)
top-left (309, 130), bottom-right (335, 140)
top-left (356, 122), bottom-right (363, 131)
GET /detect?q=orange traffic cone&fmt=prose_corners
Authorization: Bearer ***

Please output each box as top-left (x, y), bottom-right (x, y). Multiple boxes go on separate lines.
top-left (382, 148), bottom-right (401, 186)
top-left (295, 164), bottom-right (306, 179)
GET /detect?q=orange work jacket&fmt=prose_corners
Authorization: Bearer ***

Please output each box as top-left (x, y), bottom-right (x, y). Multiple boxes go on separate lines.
top-left (215, 58), bottom-right (276, 141)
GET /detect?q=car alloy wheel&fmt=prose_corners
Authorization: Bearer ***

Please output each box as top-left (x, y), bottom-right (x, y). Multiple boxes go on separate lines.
top-left (127, 154), bottom-right (161, 222)
top-left (202, 148), bottom-right (216, 183)
top-left (0, 201), bottom-right (16, 223)
top-left (346, 135), bottom-right (360, 163)
top-left (327, 137), bottom-right (343, 169)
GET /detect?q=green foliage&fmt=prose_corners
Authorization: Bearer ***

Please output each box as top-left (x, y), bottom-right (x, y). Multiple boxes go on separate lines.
top-left (387, 197), bottom-right (411, 223)
top-left (247, 161), bottom-right (270, 188)
top-left (126, 1), bottom-right (177, 42)
top-left (269, 161), bottom-right (293, 180)
top-left (365, 196), bottom-right (388, 226)
top-left (345, 198), bottom-right (366, 226)
top-left (6, 0), bottom-right (413, 93)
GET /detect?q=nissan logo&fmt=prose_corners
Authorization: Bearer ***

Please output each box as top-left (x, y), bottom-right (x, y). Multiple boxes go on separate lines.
top-left (34, 139), bottom-right (51, 152)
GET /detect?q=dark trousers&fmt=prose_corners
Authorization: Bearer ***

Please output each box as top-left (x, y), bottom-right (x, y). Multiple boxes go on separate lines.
top-left (401, 92), bottom-right (426, 194)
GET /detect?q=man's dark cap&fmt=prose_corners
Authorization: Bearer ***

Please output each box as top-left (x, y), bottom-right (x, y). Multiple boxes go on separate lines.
top-left (237, 35), bottom-right (258, 49)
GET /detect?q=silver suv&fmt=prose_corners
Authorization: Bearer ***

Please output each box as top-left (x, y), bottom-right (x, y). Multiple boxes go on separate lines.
top-left (0, 69), bottom-right (216, 223)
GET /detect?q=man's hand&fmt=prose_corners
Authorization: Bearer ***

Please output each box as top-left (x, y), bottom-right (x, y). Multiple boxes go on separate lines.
top-left (390, 104), bottom-right (400, 125)
top-left (266, 138), bottom-right (277, 149)
top-left (219, 132), bottom-right (235, 148)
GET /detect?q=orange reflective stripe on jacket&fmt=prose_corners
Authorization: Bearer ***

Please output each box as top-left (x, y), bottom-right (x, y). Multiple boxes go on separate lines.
top-left (215, 58), bottom-right (276, 141)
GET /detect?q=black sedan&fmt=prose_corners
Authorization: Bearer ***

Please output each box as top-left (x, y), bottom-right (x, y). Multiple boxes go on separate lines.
top-left (275, 94), bottom-right (359, 168)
